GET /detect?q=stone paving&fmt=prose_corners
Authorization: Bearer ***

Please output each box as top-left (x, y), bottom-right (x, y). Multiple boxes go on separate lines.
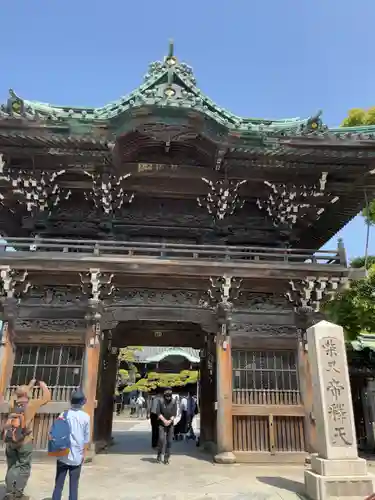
top-left (0, 418), bottom-right (309, 499)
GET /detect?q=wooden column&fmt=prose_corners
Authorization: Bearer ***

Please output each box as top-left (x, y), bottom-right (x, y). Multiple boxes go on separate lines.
top-left (0, 319), bottom-right (16, 400)
top-left (82, 307), bottom-right (102, 444)
top-left (0, 298), bottom-right (18, 401)
top-left (94, 329), bottom-right (118, 450)
top-left (214, 302), bottom-right (235, 464)
top-left (199, 334), bottom-right (216, 451)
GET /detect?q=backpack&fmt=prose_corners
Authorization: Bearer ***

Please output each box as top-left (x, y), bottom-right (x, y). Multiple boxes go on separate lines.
top-left (48, 411), bottom-right (71, 457)
top-left (3, 405), bottom-right (30, 444)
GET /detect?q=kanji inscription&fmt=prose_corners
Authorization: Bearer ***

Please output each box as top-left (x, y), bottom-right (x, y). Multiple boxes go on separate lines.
top-left (320, 336), bottom-right (354, 447)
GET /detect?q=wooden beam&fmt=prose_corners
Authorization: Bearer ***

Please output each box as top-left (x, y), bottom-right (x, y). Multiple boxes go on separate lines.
top-left (232, 404), bottom-right (305, 417)
top-left (0, 253), bottom-right (348, 279)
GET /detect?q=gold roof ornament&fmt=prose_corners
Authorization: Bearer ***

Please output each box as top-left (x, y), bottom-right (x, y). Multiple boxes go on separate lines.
top-left (164, 39), bottom-right (178, 67)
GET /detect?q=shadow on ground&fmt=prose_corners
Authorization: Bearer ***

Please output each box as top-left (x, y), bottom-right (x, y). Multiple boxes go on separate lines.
top-left (104, 429), bottom-right (210, 461)
top-left (257, 476), bottom-right (305, 496)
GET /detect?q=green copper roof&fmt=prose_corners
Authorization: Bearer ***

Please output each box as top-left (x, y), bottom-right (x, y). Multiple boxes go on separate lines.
top-left (0, 41), bottom-right (327, 137)
top-left (134, 346), bottom-right (200, 364)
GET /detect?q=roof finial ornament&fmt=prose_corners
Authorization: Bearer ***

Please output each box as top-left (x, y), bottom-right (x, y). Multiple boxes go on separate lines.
top-left (165, 39), bottom-right (177, 67)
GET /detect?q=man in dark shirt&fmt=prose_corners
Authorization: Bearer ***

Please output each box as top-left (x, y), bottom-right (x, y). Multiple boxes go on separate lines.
top-left (150, 393), bottom-right (160, 448)
top-left (156, 388), bottom-right (177, 465)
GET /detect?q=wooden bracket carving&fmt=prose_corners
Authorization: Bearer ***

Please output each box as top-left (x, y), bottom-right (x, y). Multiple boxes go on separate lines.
top-left (286, 276), bottom-right (345, 313)
top-left (0, 266), bottom-right (31, 303)
top-left (0, 155), bottom-right (71, 214)
top-left (256, 172), bottom-right (334, 229)
top-left (206, 275), bottom-right (242, 307)
top-left (84, 170), bottom-right (134, 215)
top-left (80, 269), bottom-right (115, 302)
top-left (197, 178), bottom-right (246, 220)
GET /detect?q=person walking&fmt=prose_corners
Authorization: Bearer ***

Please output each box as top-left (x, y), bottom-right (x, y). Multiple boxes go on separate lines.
top-left (51, 388), bottom-right (90, 500)
top-left (135, 393), bottom-right (145, 419)
top-left (155, 388), bottom-right (177, 465)
top-left (186, 392), bottom-right (198, 440)
top-left (3, 379), bottom-right (51, 500)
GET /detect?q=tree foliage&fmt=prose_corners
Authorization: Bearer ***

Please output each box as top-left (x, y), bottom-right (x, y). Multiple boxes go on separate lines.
top-left (324, 264), bottom-right (375, 340)
top-left (123, 370), bottom-right (199, 393)
top-left (341, 107), bottom-right (375, 127)
top-left (362, 200), bottom-right (375, 226)
top-left (118, 346), bottom-right (143, 364)
top-left (350, 256), bottom-right (375, 269)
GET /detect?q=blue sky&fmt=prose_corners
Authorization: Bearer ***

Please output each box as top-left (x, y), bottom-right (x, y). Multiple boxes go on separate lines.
top-left (0, 0), bottom-right (374, 261)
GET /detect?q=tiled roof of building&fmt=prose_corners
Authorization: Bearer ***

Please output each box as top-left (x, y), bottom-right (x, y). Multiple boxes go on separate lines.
top-left (134, 346), bottom-right (200, 363)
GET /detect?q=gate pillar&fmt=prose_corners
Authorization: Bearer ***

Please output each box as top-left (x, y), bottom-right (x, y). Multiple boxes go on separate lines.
top-left (83, 302), bottom-right (102, 443)
top-left (94, 329), bottom-right (118, 450)
top-left (214, 301), bottom-right (235, 464)
top-left (0, 299), bottom-right (18, 400)
top-left (199, 333), bottom-right (216, 450)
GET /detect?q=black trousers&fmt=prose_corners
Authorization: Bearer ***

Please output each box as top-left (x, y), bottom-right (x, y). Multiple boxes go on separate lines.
top-left (52, 460), bottom-right (82, 500)
top-left (157, 424), bottom-right (173, 459)
top-left (150, 413), bottom-right (159, 448)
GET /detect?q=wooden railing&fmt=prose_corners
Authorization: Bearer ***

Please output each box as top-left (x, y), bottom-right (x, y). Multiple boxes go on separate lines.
top-left (5, 385), bottom-right (76, 402)
top-left (0, 237), bottom-right (346, 266)
top-left (233, 389), bottom-right (301, 406)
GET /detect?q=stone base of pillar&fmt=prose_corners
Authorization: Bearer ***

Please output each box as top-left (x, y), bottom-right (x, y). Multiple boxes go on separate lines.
top-left (94, 436), bottom-right (115, 454)
top-left (214, 451), bottom-right (236, 464)
top-left (304, 455), bottom-right (374, 500)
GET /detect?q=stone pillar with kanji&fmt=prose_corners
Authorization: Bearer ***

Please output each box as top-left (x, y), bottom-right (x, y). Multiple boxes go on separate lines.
top-left (304, 320), bottom-right (374, 500)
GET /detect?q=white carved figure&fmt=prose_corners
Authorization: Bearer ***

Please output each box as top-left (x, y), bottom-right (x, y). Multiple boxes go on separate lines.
top-left (0, 267), bottom-right (30, 300)
top-left (80, 269), bottom-right (115, 301)
top-left (84, 171), bottom-right (134, 214)
top-left (257, 172), bottom-right (334, 229)
top-left (197, 178), bottom-right (246, 220)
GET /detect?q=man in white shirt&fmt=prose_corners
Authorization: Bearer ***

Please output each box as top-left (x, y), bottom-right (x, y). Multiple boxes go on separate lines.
top-left (136, 393), bottom-right (145, 418)
top-left (51, 388), bottom-right (90, 500)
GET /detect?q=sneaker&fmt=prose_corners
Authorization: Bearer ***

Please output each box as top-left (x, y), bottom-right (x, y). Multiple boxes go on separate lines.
top-left (164, 457), bottom-right (170, 465)
top-left (156, 454), bottom-right (162, 463)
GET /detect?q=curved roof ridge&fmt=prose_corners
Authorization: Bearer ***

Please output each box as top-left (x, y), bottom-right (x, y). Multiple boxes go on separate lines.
top-left (1, 42), bottom-right (323, 135)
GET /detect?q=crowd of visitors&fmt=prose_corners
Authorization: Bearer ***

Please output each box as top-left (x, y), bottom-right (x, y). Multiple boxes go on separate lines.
top-left (1, 381), bottom-right (198, 498)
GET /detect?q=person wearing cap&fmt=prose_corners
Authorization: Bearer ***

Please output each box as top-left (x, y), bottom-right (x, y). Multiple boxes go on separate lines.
top-left (51, 388), bottom-right (90, 500)
top-left (4, 379), bottom-right (51, 500)
top-left (155, 388), bottom-right (177, 465)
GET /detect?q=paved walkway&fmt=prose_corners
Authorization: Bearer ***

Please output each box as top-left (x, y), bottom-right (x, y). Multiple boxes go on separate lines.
top-left (0, 418), bottom-right (309, 499)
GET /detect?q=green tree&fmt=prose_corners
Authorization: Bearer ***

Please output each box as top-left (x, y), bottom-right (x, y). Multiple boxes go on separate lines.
top-left (350, 256), bottom-right (375, 269)
top-left (122, 370), bottom-right (198, 393)
top-left (341, 107), bottom-right (375, 127)
top-left (324, 264), bottom-right (375, 340)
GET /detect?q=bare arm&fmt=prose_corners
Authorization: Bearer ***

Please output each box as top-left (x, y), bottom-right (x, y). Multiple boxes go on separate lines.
top-left (37, 381), bottom-right (52, 405)
top-left (27, 379), bottom-right (37, 392)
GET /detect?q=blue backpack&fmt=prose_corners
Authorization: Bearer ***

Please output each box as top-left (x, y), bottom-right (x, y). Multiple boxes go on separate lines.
top-left (48, 411), bottom-right (71, 457)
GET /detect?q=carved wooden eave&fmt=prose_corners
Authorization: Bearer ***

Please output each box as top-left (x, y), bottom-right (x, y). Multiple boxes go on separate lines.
top-left (230, 323), bottom-right (297, 338)
top-left (15, 318), bottom-right (86, 333)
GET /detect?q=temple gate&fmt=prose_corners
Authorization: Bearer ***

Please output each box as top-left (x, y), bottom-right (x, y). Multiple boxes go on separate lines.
top-left (0, 42), bottom-right (369, 463)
